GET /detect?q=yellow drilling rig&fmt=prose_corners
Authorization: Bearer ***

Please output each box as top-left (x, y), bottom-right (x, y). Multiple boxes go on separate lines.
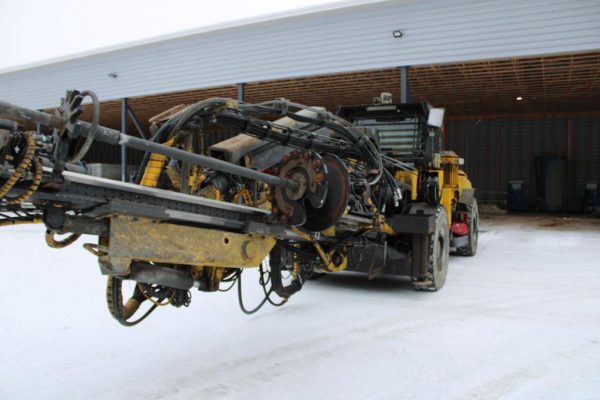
top-left (0, 90), bottom-right (477, 326)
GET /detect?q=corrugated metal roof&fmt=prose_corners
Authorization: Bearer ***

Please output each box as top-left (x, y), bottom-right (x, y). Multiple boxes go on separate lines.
top-left (0, 0), bottom-right (386, 75)
top-left (2, 0), bottom-right (599, 109)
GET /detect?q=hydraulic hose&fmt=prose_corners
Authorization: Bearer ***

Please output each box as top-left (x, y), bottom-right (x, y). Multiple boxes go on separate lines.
top-left (0, 131), bottom-right (37, 198)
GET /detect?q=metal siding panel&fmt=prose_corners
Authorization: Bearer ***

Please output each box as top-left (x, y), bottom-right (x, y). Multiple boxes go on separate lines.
top-left (448, 120), bottom-right (495, 205)
top-left (1, 0), bottom-right (599, 109)
top-left (572, 117), bottom-right (600, 201)
top-left (447, 117), bottom-right (587, 209)
top-left (518, 121), bottom-right (532, 206)
top-left (446, 120), bottom-right (467, 158)
top-left (481, 121), bottom-right (499, 204)
top-left (574, 120), bottom-right (585, 187)
top-left (471, 121), bottom-right (485, 202)
top-left (448, 120), bottom-right (487, 205)
top-left (525, 121), bottom-right (538, 207)
top-left (502, 120), bottom-right (521, 195)
top-left (494, 120), bottom-right (506, 205)
top-left (589, 120), bottom-right (600, 193)
top-left (465, 123), bottom-right (481, 200)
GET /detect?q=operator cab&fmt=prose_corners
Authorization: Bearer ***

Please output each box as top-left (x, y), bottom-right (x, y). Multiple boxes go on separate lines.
top-left (337, 94), bottom-right (444, 167)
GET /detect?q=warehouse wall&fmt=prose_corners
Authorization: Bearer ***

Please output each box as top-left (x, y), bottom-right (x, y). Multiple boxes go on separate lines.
top-left (446, 116), bottom-right (600, 211)
top-left (1, 0), bottom-right (599, 109)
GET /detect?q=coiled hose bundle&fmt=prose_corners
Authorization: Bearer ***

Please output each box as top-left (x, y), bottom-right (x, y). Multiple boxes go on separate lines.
top-left (0, 131), bottom-right (42, 205)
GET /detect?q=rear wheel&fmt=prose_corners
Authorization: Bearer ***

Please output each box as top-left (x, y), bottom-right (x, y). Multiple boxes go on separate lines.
top-left (457, 199), bottom-right (479, 256)
top-left (413, 205), bottom-right (449, 291)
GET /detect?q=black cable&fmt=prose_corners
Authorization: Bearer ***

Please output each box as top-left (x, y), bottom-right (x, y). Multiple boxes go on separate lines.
top-left (110, 277), bottom-right (158, 327)
top-left (237, 269), bottom-right (272, 315)
top-left (258, 263), bottom-right (287, 307)
top-left (218, 279), bottom-right (236, 292)
top-left (69, 90), bottom-right (99, 163)
top-left (237, 260), bottom-right (289, 314)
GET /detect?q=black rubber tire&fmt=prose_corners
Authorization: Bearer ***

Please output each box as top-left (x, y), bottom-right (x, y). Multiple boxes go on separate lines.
top-left (457, 199), bottom-right (479, 257)
top-left (414, 205), bottom-right (450, 291)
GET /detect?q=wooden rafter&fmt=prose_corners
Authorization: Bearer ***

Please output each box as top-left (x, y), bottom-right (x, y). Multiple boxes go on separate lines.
top-left (68, 51), bottom-right (600, 131)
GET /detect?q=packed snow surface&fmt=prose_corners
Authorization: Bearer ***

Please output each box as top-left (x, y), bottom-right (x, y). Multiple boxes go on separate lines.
top-left (1, 214), bottom-right (599, 399)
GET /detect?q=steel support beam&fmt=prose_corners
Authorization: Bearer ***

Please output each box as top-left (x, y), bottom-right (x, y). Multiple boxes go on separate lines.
top-left (126, 106), bottom-right (147, 140)
top-left (120, 98), bottom-right (128, 182)
top-left (237, 82), bottom-right (245, 102)
top-left (400, 66), bottom-right (411, 104)
top-left (35, 109), bottom-right (42, 135)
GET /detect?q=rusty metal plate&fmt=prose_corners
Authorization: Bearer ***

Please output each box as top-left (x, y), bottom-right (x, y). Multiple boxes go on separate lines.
top-left (106, 215), bottom-right (276, 275)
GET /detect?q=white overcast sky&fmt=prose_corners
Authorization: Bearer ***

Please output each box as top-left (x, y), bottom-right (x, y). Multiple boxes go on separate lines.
top-left (0, 0), bottom-right (346, 71)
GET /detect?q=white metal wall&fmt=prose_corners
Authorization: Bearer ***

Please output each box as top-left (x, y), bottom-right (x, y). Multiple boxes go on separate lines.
top-left (1, 0), bottom-right (599, 109)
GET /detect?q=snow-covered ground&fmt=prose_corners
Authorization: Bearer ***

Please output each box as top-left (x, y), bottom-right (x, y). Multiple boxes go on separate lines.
top-left (1, 214), bottom-right (599, 400)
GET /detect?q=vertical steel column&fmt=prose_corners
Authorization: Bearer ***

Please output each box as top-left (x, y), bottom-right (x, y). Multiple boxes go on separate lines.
top-left (237, 82), bottom-right (245, 102)
top-left (400, 66), bottom-right (411, 103)
top-left (566, 118), bottom-right (573, 211)
top-left (120, 98), bottom-right (128, 182)
top-left (36, 109), bottom-right (42, 135)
